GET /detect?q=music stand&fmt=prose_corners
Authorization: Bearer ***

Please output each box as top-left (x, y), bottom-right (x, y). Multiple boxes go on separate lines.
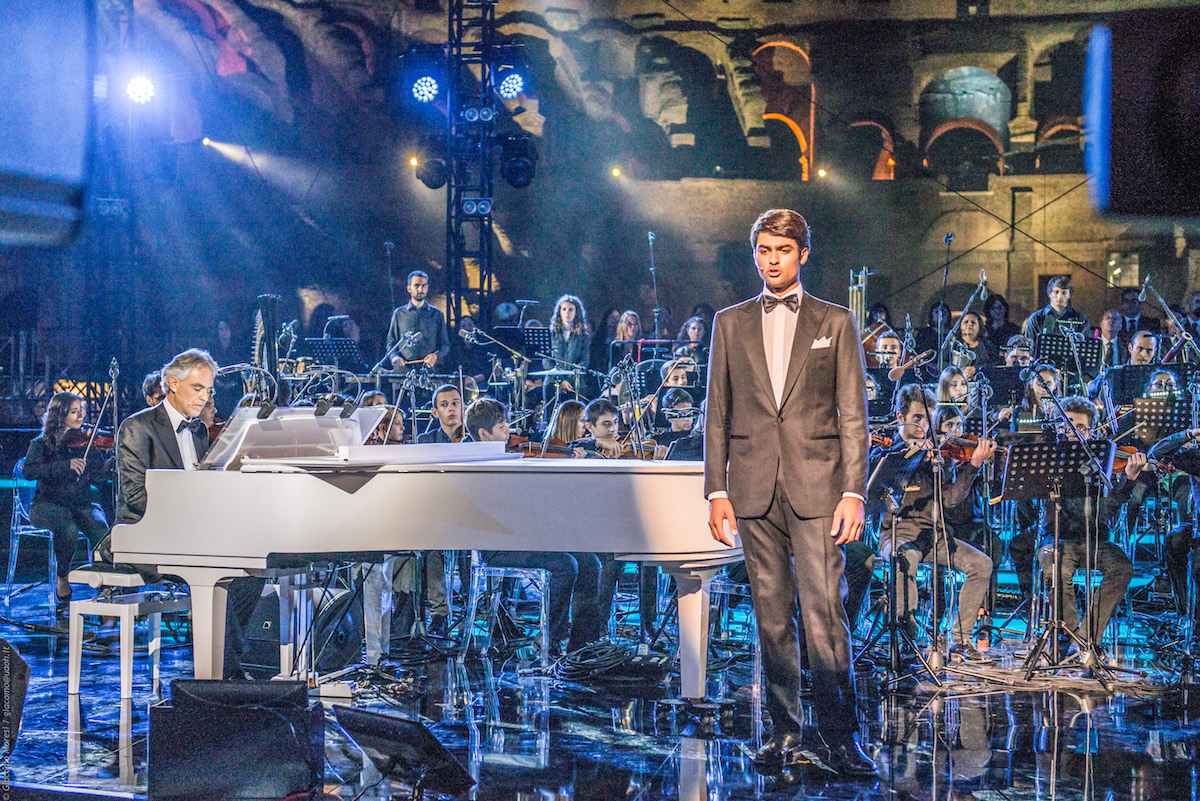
top-left (853, 448), bottom-right (943, 686)
top-left (977, 365), bottom-right (1026, 409)
top-left (305, 337), bottom-right (372, 375)
top-left (1101, 364), bottom-right (1159, 406)
top-left (866, 367), bottom-right (896, 421)
top-left (1134, 397), bottom-right (1190, 442)
top-left (1037, 333), bottom-right (1100, 374)
top-left (1004, 439), bottom-right (1131, 684)
top-left (520, 327), bottom-right (552, 360)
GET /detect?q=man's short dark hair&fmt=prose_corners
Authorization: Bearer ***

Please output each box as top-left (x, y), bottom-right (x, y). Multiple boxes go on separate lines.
top-left (1006, 334), bottom-right (1033, 351)
top-left (407, 270), bottom-right (429, 284)
top-left (432, 384), bottom-right (460, 405)
top-left (662, 387), bottom-right (692, 408)
top-left (895, 383), bottom-right (935, 419)
top-left (1121, 287), bottom-right (1140, 301)
top-left (1060, 395), bottom-right (1096, 427)
top-left (465, 397), bottom-right (507, 439)
top-left (750, 209), bottom-right (810, 251)
top-left (1047, 275), bottom-right (1073, 294)
top-left (584, 397), bottom-right (618, 423)
top-left (143, 370), bottom-right (163, 398)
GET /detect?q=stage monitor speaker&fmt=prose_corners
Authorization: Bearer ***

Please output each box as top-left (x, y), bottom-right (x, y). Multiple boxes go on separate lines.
top-left (333, 705), bottom-right (475, 797)
top-left (0, 0), bottom-right (94, 247)
top-left (0, 638), bottom-right (30, 758)
top-left (243, 587), bottom-right (364, 675)
top-left (149, 680), bottom-right (323, 800)
top-left (1085, 7), bottom-right (1200, 222)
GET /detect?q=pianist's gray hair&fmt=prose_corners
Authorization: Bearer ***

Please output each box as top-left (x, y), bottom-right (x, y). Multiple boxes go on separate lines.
top-left (160, 349), bottom-right (219, 394)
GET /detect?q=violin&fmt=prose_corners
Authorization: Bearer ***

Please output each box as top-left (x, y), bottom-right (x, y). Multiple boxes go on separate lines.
top-left (937, 434), bottom-right (1006, 464)
top-left (208, 417), bottom-right (226, 444)
top-left (506, 435), bottom-right (578, 458)
top-left (63, 425), bottom-right (115, 451)
top-left (1112, 445), bottom-right (1172, 475)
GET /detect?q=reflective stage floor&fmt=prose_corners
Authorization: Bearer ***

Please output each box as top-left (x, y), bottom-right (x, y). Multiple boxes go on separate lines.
top-left (4, 577), bottom-right (1200, 801)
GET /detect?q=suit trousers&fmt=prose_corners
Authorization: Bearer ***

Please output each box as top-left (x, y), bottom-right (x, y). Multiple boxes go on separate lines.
top-left (1036, 539), bottom-right (1133, 643)
top-left (738, 482), bottom-right (857, 741)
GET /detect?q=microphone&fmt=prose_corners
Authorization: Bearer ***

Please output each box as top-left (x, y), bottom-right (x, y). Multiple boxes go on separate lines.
top-left (515, 299), bottom-right (540, 306)
top-left (458, 328), bottom-right (477, 344)
top-left (942, 232), bottom-right (954, 245)
top-left (648, 231), bottom-right (655, 244)
top-left (384, 241), bottom-right (394, 252)
top-left (980, 268), bottom-right (988, 301)
top-left (1137, 275), bottom-right (1151, 303)
top-left (888, 349), bottom-right (935, 382)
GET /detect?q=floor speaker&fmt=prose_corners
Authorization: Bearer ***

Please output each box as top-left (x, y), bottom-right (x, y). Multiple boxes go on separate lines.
top-left (244, 587), bottom-right (364, 674)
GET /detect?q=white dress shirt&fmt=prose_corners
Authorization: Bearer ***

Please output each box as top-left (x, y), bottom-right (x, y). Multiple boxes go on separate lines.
top-left (709, 283), bottom-right (863, 505)
top-left (162, 400), bottom-right (200, 470)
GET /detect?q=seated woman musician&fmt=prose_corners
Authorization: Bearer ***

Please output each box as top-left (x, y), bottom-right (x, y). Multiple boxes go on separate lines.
top-left (870, 383), bottom-right (997, 662)
top-left (1035, 396), bottom-right (1142, 656)
top-left (23, 391), bottom-right (112, 612)
top-left (674, 316), bottom-right (708, 362)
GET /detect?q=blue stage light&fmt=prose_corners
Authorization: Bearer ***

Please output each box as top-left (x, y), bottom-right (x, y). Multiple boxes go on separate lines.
top-left (412, 75), bottom-right (439, 103)
top-left (497, 72), bottom-right (524, 100)
top-left (126, 75), bottom-right (155, 104)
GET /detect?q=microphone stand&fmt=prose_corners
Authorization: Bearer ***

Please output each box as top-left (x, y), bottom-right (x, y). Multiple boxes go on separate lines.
top-left (648, 231), bottom-right (662, 339)
top-left (384, 241), bottom-right (395, 313)
top-left (936, 270), bottom-right (987, 373)
top-left (1144, 281), bottom-right (1200, 362)
top-left (938, 233), bottom-right (953, 373)
top-left (468, 329), bottom-right (532, 414)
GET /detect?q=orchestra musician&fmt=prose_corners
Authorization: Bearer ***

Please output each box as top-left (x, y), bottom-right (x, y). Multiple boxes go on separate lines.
top-left (982, 294), bottom-right (1021, 361)
top-left (466, 397), bottom-right (616, 653)
top-left (23, 391), bottom-right (111, 613)
top-left (1095, 309), bottom-right (1123, 369)
top-left (142, 370), bottom-right (164, 407)
top-left (115, 349), bottom-right (264, 679)
top-left (873, 383), bottom-right (996, 662)
top-left (543, 294), bottom-right (592, 404)
top-left (610, 310), bottom-right (642, 367)
top-left (386, 270), bottom-right (450, 372)
top-left (1088, 330), bottom-right (1159, 398)
top-left (1150, 428), bottom-right (1200, 616)
top-left (358, 390), bottom-right (387, 408)
top-left (1023, 275), bottom-right (1089, 351)
top-left (570, 398), bottom-right (622, 458)
top-left (674, 316), bottom-right (708, 361)
top-left (1004, 335), bottom-right (1034, 368)
top-left (705, 208), bottom-right (875, 777)
top-left (936, 366), bottom-right (970, 407)
top-left (1121, 287), bottom-right (1161, 337)
top-left (417, 384), bottom-right (464, 443)
top-left (1035, 396), bottom-right (1140, 657)
top-left (943, 310), bottom-right (990, 377)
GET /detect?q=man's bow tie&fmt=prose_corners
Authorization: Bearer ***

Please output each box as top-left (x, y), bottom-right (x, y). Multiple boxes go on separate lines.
top-left (763, 294), bottom-right (799, 314)
top-left (177, 418), bottom-right (206, 435)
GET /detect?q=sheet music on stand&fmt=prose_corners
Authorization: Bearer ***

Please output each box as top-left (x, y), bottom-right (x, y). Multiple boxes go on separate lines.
top-left (1103, 364), bottom-right (1160, 406)
top-left (1036, 333), bottom-right (1100, 373)
top-left (1000, 439), bottom-right (1115, 502)
top-left (977, 365), bottom-right (1025, 408)
top-left (521, 328), bottom-right (552, 360)
top-left (1134, 397), bottom-right (1190, 440)
top-left (304, 337), bottom-right (372, 374)
top-left (198, 405), bottom-right (387, 471)
top-left (866, 445), bottom-right (923, 506)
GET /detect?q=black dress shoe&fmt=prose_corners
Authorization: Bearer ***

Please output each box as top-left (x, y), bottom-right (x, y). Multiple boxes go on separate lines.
top-left (827, 736), bottom-right (877, 779)
top-left (753, 732), bottom-right (804, 771)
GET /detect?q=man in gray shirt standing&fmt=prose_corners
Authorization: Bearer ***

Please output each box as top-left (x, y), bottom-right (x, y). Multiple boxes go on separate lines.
top-left (386, 270), bottom-right (451, 371)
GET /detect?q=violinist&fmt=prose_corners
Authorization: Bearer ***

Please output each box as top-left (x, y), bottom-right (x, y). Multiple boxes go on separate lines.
top-left (1034, 396), bottom-right (1139, 658)
top-left (467, 397), bottom-right (617, 653)
top-left (570, 398), bottom-right (621, 458)
top-left (23, 392), bottom-right (111, 614)
top-left (543, 399), bottom-right (587, 458)
top-left (417, 384), bottom-right (463, 443)
top-left (370, 405), bottom-right (406, 445)
top-left (936, 366), bottom-right (970, 406)
top-left (1149, 426), bottom-right (1200, 617)
top-left (655, 388), bottom-right (696, 447)
top-left (872, 383), bottom-right (996, 663)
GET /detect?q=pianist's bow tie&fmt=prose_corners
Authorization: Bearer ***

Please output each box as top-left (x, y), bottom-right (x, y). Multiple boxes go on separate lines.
top-left (177, 419), bottom-right (206, 435)
top-left (763, 294), bottom-right (799, 314)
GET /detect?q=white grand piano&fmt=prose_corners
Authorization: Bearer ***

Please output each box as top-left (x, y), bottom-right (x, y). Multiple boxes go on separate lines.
top-left (110, 408), bottom-right (742, 699)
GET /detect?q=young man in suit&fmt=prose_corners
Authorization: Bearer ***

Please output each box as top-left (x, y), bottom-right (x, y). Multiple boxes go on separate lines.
top-left (705, 208), bottom-right (876, 777)
top-left (116, 348), bottom-right (265, 679)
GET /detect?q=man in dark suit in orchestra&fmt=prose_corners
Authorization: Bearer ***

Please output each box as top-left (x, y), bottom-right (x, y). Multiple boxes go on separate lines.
top-left (116, 348), bottom-right (264, 679)
top-left (705, 209), bottom-right (875, 778)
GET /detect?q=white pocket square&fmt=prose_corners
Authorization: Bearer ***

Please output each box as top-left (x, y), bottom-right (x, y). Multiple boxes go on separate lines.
top-left (811, 336), bottom-right (832, 349)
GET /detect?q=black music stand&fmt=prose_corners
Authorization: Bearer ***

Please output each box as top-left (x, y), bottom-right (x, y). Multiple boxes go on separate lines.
top-left (977, 365), bottom-right (1026, 409)
top-left (866, 367), bottom-right (897, 420)
top-left (1134, 397), bottom-right (1190, 441)
top-left (853, 448), bottom-right (943, 686)
top-left (520, 327), bottom-right (552, 360)
top-left (305, 337), bottom-right (372, 375)
top-left (1037, 333), bottom-right (1100, 375)
top-left (1101, 364), bottom-right (1159, 406)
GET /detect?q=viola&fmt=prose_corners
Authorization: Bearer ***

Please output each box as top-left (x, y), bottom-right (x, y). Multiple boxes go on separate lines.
top-left (63, 425), bottom-right (115, 451)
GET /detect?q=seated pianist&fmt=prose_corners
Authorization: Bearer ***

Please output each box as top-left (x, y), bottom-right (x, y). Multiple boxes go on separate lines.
top-left (1035, 396), bottom-right (1141, 658)
top-left (870, 383), bottom-right (996, 663)
top-left (465, 397), bottom-right (616, 653)
top-left (116, 348), bottom-right (265, 679)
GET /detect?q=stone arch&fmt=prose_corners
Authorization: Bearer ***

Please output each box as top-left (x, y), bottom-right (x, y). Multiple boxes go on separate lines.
top-left (920, 67), bottom-right (1010, 190)
top-left (847, 117), bottom-right (898, 180)
top-left (751, 41), bottom-right (814, 179)
top-left (1030, 37), bottom-right (1088, 126)
top-left (1035, 117), bottom-right (1083, 173)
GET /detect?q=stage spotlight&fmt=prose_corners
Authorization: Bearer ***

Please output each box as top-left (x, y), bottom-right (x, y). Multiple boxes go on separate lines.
top-left (461, 197), bottom-right (492, 216)
top-left (497, 70), bottom-right (525, 100)
top-left (461, 106), bottom-right (495, 124)
top-left (817, 168), bottom-right (828, 178)
top-left (202, 137), bottom-right (211, 146)
top-left (611, 167), bottom-right (622, 177)
top-left (412, 75), bottom-right (439, 103)
top-left (411, 134), bottom-right (448, 189)
top-left (498, 133), bottom-right (538, 188)
top-left (127, 75), bottom-right (155, 104)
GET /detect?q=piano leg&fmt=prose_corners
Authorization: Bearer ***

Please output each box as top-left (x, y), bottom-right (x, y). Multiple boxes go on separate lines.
top-left (170, 567), bottom-right (236, 680)
top-left (667, 565), bottom-right (718, 700)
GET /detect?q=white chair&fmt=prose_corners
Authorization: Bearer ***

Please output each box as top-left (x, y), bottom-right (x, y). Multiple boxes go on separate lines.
top-left (460, 552), bottom-right (551, 668)
top-left (67, 564), bottom-right (189, 699)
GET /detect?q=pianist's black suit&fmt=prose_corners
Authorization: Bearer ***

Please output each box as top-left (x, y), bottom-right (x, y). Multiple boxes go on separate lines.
top-left (116, 403), bottom-right (264, 678)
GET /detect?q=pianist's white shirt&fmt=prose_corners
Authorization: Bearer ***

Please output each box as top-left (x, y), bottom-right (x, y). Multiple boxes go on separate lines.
top-left (161, 400), bottom-right (199, 471)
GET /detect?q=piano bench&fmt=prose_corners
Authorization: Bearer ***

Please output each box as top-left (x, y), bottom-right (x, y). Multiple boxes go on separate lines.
top-left (66, 567), bottom-right (190, 699)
